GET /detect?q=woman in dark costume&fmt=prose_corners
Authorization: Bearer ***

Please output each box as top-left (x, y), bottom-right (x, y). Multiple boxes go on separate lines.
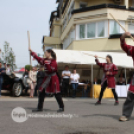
top-left (94, 55), bottom-right (119, 105)
top-left (29, 48), bottom-right (64, 112)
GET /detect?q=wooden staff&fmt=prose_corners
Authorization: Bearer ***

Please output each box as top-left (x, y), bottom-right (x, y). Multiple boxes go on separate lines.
top-left (109, 13), bottom-right (134, 41)
top-left (27, 31), bottom-right (32, 66)
top-left (83, 52), bottom-right (106, 59)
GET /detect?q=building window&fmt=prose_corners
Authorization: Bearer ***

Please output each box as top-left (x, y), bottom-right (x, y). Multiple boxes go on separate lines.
top-left (79, 25), bottom-right (85, 39)
top-left (77, 20), bottom-right (108, 40)
top-left (87, 23), bottom-right (96, 38)
top-left (80, 2), bottom-right (87, 8)
top-left (97, 21), bottom-right (105, 37)
top-left (109, 20), bottom-right (125, 34)
top-left (128, 23), bottom-right (134, 33)
top-left (63, 29), bottom-right (75, 49)
top-left (110, 20), bottom-right (120, 34)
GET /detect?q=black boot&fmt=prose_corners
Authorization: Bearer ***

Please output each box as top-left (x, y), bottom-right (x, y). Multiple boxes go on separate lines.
top-left (95, 101), bottom-right (101, 105)
top-left (114, 101), bottom-right (119, 106)
top-left (57, 108), bottom-right (64, 113)
top-left (32, 102), bottom-right (44, 112)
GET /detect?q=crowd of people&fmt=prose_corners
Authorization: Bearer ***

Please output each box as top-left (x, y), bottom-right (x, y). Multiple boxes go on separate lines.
top-left (0, 62), bottom-right (131, 99)
top-left (23, 65), bottom-right (45, 98)
top-left (61, 65), bottom-right (93, 98)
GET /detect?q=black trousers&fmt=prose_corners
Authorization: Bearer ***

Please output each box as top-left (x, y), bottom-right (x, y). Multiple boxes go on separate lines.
top-left (98, 80), bottom-right (118, 102)
top-left (34, 85), bottom-right (38, 96)
top-left (38, 89), bottom-right (64, 110)
top-left (122, 91), bottom-right (134, 118)
top-left (62, 78), bottom-right (70, 96)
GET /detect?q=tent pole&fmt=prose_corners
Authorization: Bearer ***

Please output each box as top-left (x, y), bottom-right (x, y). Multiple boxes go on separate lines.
top-left (91, 64), bottom-right (94, 98)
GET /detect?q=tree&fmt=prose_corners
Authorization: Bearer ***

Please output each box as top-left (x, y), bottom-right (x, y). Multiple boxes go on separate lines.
top-left (1, 41), bottom-right (17, 70)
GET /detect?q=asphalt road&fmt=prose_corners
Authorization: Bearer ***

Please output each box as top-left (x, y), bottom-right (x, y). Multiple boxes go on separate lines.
top-left (0, 96), bottom-right (134, 134)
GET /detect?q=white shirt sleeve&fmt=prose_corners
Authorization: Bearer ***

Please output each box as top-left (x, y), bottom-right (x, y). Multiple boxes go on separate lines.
top-left (70, 74), bottom-right (73, 79)
top-left (77, 74), bottom-right (80, 79)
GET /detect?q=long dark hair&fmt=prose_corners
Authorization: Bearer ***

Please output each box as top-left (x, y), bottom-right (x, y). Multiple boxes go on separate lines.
top-left (46, 49), bottom-right (56, 60)
top-left (106, 55), bottom-right (113, 63)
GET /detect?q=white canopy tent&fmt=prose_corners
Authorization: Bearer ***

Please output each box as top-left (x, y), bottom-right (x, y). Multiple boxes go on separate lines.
top-left (53, 49), bottom-right (134, 98)
top-left (53, 49), bottom-right (133, 68)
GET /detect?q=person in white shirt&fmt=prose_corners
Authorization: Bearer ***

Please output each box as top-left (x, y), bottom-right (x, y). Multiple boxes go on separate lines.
top-left (70, 69), bottom-right (80, 98)
top-left (62, 65), bottom-right (71, 97)
top-left (6, 64), bottom-right (12, 75)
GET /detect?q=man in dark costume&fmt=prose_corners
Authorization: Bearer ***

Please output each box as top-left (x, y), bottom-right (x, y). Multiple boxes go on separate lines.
top-left (119, 32), bottom-right (134, 121)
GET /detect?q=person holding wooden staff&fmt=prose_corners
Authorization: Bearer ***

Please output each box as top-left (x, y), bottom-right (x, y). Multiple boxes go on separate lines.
top-left (119, 32), bottom-right (134, 122)
top-left (94, 55), bottom-right (119, 105)
top-left (29, 48), bottom-right (64, 112)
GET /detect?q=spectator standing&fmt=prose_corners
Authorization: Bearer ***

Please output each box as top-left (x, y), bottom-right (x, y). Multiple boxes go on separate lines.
top-left (62, 65), bottom-right (71, 97)
top-left (28, 67), bottom-right (37, 98)
top-left (118, 74), bottom-right (125, 85)
top-left (70, 69), bottom-right (80, 98)
top-left (0, 62), bottom-right (6, 97)
top-left (6, 64), bottom-right (12, 75)
top-left (93, 78), bottom-right (97, 85)
top-left (23, 69), bottom-right (29, 94)
top-left (82, 81), bottom-right (91, 98)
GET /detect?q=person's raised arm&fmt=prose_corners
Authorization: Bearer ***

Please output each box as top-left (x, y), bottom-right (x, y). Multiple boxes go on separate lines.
top-left (29, 48), bottom-right (44, 65)
top-left (120, 32), bottom-right (134, 57)
top-left (94, 55), bottom-right (105, 68)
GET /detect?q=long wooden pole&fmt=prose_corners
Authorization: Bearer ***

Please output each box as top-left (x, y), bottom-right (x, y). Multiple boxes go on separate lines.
top-left (109, 13), bottom-right (134, 41)
top-left (83, 52), bottom-right (106, 59)
top-left (27, 31), bottom-right (32, 66)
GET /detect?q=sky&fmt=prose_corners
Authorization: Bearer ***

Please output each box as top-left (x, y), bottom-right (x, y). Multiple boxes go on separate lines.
top-left (0, 0), bottom-right (57, 68)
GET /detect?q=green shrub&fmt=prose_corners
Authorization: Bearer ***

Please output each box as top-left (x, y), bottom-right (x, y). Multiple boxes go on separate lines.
top-left (25, 65), bottom-right (32, 71)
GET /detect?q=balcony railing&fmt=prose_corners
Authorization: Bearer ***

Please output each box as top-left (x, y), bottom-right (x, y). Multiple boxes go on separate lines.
top-left (72, 4), bottom-right (126, 14)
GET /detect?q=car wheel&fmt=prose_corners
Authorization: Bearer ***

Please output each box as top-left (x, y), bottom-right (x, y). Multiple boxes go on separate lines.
top-left (12, 83), bottom-right (23, 97)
